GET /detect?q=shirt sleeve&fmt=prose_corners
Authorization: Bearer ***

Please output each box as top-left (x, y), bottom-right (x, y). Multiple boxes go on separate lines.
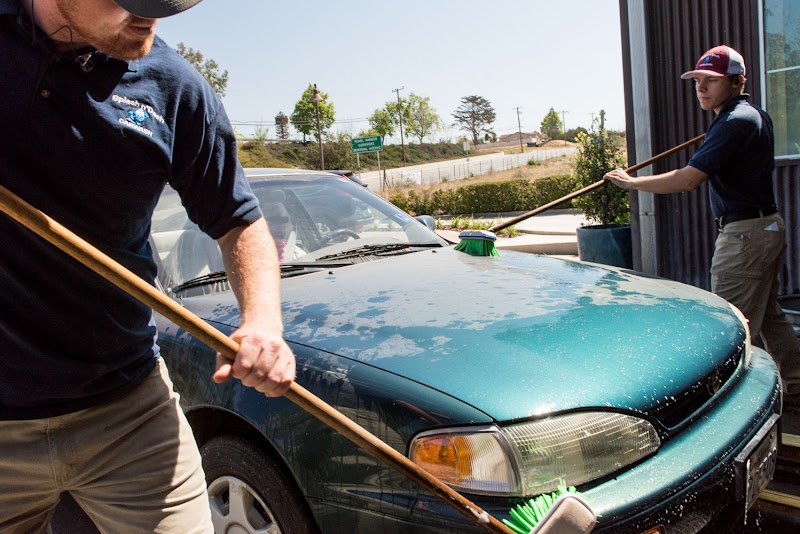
top-left (168, 89), bottom-right (263, 240)
top-left (688, 114), bottom-right (754, 177)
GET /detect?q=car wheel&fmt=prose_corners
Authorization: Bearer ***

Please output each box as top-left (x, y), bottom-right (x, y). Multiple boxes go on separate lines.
top-left (201, 435), bottom-right (319, 534)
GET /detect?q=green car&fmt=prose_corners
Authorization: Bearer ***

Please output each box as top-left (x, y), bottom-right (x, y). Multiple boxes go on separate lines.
top-left (148, 169), bottom-right (781, 533)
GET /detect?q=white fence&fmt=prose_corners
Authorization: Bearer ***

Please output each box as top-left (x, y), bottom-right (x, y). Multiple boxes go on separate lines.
top-left (357, 147), bottom-right (576, 190)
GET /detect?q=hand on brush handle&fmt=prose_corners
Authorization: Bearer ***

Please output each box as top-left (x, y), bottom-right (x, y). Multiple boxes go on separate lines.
top-left (603, 168), bottom-right (635, 189)
top-left (213, 327), bottom-right (295, 398)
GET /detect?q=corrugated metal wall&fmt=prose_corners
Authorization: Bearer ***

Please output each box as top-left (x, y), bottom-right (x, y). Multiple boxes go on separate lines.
top-left (775, 165), bottom-right (800, 294)
top-left (622, 0), bottom-right (799, 295)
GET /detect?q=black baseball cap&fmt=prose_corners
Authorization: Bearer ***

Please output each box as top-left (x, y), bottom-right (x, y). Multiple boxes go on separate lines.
top-left (113, 0), bottom-right (203, 18)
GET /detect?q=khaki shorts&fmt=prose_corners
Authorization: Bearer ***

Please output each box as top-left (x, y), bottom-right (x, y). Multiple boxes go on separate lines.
top-left (0, 358), bottom-right (213, 534)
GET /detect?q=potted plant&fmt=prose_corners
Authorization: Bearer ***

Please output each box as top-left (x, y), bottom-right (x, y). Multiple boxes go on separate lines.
top-left (572, 115), bottom-right (632, 268)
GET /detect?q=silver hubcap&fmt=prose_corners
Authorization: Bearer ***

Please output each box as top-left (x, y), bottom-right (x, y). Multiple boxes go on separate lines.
top-left (207, 475), bottom-right (281, 534)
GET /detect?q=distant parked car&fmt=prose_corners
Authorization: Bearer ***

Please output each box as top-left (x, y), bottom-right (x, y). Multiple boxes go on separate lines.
top-left (325, 168), bottom-right (368, 187)
top-left (145, 168), bottom-right (781, 534)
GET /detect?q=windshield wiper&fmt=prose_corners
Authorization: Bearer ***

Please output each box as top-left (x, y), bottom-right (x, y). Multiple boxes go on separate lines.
top-left (170, 271), bottom-right (228, 292)
top-left (279, 260), bottom-right (354, 276)
top-left (170, 261), bottom-right (354, 290)
top-left (317, 242), bottom-right (442, 261)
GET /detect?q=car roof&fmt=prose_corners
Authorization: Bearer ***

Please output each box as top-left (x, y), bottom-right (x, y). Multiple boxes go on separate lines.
top-left (244, 168), bottom-right (326, 177)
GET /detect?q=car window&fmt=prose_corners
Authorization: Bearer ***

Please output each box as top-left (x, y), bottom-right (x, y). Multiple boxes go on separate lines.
top-left (149, 174), bottom-right (446, 291)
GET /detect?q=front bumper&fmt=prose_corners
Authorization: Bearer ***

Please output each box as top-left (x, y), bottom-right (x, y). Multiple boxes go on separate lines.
top-left (585, 347), bottom-right (781, 532)
top-left (406, 347), bottom-right (781, 533)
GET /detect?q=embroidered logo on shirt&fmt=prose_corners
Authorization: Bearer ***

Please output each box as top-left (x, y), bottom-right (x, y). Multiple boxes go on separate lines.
top-left (127, 107), bottom-right (150, 125)
top-left (112, 94), bottom-right (165, 138)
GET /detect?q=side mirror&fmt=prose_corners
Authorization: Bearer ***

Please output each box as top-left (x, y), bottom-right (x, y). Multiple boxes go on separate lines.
top-left (414, 215), bottom-right (436, 230)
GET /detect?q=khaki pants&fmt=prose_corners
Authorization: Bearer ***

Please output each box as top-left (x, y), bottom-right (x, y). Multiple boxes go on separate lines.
top-left (711, 212), bottom-right (800, 395)
top-left (0, 359), bottom-right (213, 534)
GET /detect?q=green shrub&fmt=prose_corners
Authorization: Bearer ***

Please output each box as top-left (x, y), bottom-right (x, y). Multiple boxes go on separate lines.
top-left (390, 174), bottom-right (580, 216)
top-left (571, 128), bottom-right (628, 225)
top-left (238, 141), bottom-right (290, 168)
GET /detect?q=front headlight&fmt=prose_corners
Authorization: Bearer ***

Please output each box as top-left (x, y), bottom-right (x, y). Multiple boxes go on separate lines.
top-left (410, 412), bottom-right (660, 496)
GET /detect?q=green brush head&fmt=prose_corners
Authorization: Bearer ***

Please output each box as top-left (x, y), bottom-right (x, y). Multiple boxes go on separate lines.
top-left (454, 230), bottom-right (499, 257)
top-left (503, 482), bottom-right (581, 534)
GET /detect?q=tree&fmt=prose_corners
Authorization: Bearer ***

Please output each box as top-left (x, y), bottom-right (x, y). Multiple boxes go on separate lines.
top-left (320, 132), bottom-right (355, 170)
top-left (275, 112), bottom-right (290, 140)
top-left (290, 84), bottom-right (335, 143)
top-left (452, 95), bottom-right (496, 145)
top-left (406, 93), bottom-right (443, 143)
top-left (565, 126), bottom-right (588, 143)
top-left (252, 125), bottom-right (269, 143)
top-left (175, 42), bottom-right (228, 96)
top-left (540, 108), bottom-right (563, 141)
top-left (368, 108), bottom-right (396, 141)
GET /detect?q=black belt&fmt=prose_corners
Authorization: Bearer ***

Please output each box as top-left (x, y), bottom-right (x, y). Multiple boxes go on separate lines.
top-left (715, 207), bottom-right (778, 230)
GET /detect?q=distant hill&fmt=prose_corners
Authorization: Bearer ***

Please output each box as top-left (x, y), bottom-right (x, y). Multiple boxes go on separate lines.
top-left (238, 140), bottom-right (474, 171)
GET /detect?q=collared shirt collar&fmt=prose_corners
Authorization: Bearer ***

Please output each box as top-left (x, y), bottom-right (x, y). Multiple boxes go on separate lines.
top-left (718, 94), bottom-right (749, 115)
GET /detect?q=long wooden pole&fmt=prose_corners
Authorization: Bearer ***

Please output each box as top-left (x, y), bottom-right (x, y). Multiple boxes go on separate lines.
top-left (0, 183), bottom-right (514, 534)
top-left (490, 133), bottom-right (705, 233)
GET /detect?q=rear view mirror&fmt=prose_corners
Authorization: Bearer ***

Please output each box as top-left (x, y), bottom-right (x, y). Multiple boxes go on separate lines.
top-left (415, 215), bottom-right (436, 230)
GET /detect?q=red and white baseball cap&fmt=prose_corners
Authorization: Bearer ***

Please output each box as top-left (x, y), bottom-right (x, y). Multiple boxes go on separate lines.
top-left (681, 45), bottom-right (746, 79)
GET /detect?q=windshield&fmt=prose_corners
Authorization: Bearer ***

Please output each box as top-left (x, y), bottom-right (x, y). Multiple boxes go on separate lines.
top-left (149, 172), bottom-right (446, 292)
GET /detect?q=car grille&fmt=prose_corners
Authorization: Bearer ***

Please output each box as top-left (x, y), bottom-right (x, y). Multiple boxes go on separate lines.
top-left (649, 345), bottom-right (744, 430)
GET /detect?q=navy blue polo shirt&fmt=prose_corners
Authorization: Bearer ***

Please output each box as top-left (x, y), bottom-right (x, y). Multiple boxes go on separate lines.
top-left (687, 94), bottom-right (776, 220)
top-left (0, 1), bottom-right (262, 419)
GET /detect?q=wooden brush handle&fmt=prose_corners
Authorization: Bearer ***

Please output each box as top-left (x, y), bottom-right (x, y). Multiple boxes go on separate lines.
top-left (490, 133), bottom-right (705, 232)
top-left (0, 183), bottom-right (515, 534)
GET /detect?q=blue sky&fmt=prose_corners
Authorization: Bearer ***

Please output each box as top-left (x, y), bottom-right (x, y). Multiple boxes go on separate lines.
top-left (157, 0), bottom-right (625, 143)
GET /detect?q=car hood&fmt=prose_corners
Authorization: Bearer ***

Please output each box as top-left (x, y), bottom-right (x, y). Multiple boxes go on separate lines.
top-left (200, 248), bottom-right (745, 422)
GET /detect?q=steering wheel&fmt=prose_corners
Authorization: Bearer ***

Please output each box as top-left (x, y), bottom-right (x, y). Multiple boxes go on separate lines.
top-left (320, 228), bottom-right (360, 244)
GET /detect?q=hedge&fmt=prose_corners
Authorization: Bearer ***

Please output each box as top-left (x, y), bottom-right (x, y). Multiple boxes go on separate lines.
top-left (388, 174), bottom-right (580, 216)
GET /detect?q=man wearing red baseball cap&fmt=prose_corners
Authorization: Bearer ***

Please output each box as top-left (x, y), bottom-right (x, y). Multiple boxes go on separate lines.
top-left (0, 0), bottom-right (297, 532)
top-left (605, 45), bottom-right (800, 410)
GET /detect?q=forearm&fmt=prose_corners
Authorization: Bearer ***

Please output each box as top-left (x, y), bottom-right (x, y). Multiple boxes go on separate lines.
top-left (218, 218), bottom-right (283, 332)
top-left (631, 168), bottom-right (704, 193)
top-left (215, 217), bottom-right (295, 396)
top-left (605, 165), bottom-right (707, 193)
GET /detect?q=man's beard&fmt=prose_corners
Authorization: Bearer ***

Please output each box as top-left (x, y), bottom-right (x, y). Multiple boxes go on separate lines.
top-left (56, 2), bottom-right (154, 60)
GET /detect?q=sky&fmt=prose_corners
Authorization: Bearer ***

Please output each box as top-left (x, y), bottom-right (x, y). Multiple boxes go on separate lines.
top-left (156, 0), bottom-right (626, 144)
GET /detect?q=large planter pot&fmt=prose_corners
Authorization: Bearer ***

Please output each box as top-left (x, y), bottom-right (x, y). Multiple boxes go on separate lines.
top-left (576, 224), bottom-right (633, 269)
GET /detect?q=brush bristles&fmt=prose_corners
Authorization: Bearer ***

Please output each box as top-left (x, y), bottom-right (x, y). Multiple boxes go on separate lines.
top-left (454, 229), bottom-right (499, 256)
top-left (454, 238), bottom-right (499, 256)
top-left (502, 483), bottom-right (580, 534)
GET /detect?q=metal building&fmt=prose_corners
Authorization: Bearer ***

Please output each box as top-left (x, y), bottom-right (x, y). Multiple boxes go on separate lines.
top-left (618, 0), bottom-right (800, 295)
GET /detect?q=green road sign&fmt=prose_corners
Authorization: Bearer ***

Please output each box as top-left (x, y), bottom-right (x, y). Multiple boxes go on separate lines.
top-left (351, 135), bottom-right (383, 154)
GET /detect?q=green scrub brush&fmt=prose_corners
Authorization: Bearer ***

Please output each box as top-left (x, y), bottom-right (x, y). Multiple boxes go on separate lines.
top-left (454, 229), bottom-right (499, 256)
top-left (503, 483), bottom-right (591, 534)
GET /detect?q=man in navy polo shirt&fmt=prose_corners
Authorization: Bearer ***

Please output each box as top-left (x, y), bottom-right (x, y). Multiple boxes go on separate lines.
top-left (0, 0), bottom-right (295, 532)
top-left (605, 45), bottom-right (800, 410)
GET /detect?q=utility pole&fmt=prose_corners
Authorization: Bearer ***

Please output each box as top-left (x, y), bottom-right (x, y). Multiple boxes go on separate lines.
top-left (393, 87), bottom-right (406, 166)
top-left (515, 107), bottom-right (524, 153)
top-left (561, 110), bottom-right (568, 146)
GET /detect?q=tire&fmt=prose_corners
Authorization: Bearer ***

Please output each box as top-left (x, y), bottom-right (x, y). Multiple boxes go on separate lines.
top-left (200, 435), bottom-right (319, 534)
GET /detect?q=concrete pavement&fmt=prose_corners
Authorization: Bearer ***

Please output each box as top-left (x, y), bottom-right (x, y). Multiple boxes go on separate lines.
top-left (435, 208), bottom-right (587, 256)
